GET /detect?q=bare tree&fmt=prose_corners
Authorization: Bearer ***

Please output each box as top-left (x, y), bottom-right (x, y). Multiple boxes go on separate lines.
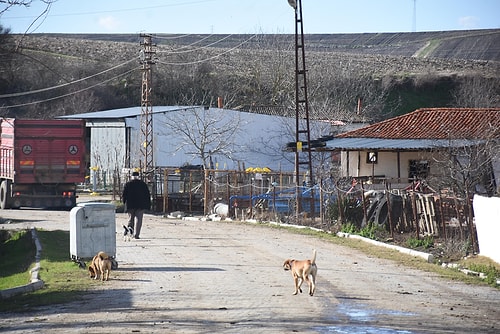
top-left (0, 24), bottom-right (14, 98)
top-left (159, 107), bottom-right (244, 169)
top-left (430, 125), bottom-right (500, 197)
top-left (452, 75), bottom-right (500, 108)
top-left (1, 0), bottom-right (33, 14)
top-left (307, 59), bottom-right (394, 123)
top-left (1, 0), bottom-right (57, 44)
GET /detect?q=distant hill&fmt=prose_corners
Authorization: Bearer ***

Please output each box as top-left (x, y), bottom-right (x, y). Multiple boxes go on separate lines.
top-left (2, 29), bottom-right (499, 120)
top-left (46, 29), bottom-right (500, 62)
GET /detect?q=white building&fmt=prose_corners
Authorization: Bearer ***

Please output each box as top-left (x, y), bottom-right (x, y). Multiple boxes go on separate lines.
top-left (60, 106), bottom-right (330, 175)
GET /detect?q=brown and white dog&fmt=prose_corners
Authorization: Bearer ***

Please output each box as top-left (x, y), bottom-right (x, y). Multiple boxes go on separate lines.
top-left (88, 251), bottom-right (112, 281)
top-left (283, 249), bottom-right (317, 296)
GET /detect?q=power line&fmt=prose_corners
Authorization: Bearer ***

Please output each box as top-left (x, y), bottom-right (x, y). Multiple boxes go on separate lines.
top-left (158, 34), bottom-right (216, 53)
top-left (4, 0), bottom-right (218, 19)
top-left (0, 33), bottom-right (255, 108)
top-left (0, 58), bottom-right (137, 99)
top-left (0, 67), bottom-right (139, 109)
top-left (157, 34), bottom-right (257, 66)
top-left (159, 34), bottom-right (236, 55)
top-left (153, 33), bottom-right (196, 40)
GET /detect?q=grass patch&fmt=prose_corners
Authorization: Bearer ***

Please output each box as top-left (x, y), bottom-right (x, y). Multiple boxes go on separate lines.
top-left (0, 230), bottom-right (36, 290)
top-left (459, 256), bottom-right (500, 286)
top-left (0, 229), bottom-right (93, 312)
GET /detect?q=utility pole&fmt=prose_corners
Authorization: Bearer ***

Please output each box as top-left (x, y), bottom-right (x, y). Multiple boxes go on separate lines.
top-left (288, 0), bottom-right (315, 219)
top-left (139, 34), bottom-right (156, 178)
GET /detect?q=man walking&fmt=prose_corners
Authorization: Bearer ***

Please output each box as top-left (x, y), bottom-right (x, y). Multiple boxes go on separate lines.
top-left (122, 171), bottom-right (151, 239)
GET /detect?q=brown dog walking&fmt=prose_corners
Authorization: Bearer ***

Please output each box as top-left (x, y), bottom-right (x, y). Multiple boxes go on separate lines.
top-left (283, 249), bottom-right (317, 296)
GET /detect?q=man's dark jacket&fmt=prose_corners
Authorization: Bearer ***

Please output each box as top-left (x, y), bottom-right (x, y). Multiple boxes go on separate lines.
top-left (122, 179), bottom-right (151, 210)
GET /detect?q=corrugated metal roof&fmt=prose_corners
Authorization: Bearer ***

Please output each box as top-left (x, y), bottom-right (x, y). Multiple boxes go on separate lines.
top-left (325, 137), bottom-right (486, 151)
top-left (59, 106), bottom-right (195, 119)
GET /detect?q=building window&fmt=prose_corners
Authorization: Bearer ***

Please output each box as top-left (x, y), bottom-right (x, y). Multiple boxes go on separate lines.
top-left (409, 160), bottom-right (429, 179)
top-left (366, 151), bottom-right (378, 164)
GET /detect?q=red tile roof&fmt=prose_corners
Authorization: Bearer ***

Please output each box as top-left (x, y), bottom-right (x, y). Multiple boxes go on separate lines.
top-left (337, 108), bottom-right (500, 140)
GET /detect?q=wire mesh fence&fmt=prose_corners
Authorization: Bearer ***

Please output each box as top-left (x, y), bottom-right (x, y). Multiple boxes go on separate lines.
top-left (82, 168), bottom-right (478, 252)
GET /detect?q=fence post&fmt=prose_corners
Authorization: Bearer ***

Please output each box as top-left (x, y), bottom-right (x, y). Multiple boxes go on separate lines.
top-left (204, 169), bottom-right (209, 215)
top-left (188, 171), bottom-right (193, 213)
top-left (453, 194), bottom-right (464, 240)
top-left (360, 180), bottom-right (367, 226)
top-left (385, 186), bottom-right (394, 240)
top-left (438, 190), bottom-right (447, 240)
top-left (319, 178), bottom-right (324, 226)
top-left (337, 188), bottom-right (343, 225)
top-left (411, 191), bottom-right (419, 239)
top-left (249, 178), bottom-right (253, 219)
top-left (163, 169), bottom-right (168, 213)
top-left (465, 191), bottom-right (478, 253)
top-left (226, 173), bottom-right (231, 209)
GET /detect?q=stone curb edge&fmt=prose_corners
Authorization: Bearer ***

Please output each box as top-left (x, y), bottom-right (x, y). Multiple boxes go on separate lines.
top-left (335, 231), bottom-right (434, 263)
top-left (0, 228), bottom-right (44, 300)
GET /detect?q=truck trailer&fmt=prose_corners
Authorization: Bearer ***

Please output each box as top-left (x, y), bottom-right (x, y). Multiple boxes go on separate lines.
top-left (0, 118), bottom-right (86, 209)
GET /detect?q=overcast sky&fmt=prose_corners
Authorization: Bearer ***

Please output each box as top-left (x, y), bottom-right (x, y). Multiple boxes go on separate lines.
top-left (1, 0), bottom-right (499, 35)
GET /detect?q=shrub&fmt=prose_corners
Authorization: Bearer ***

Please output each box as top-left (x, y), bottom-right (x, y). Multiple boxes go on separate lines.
top-left (406, 235), bottom-right (434, 249)
top-left (340, 223), bottom-right (358, 234)
top-left (359, 224), bottom-right (378, 240)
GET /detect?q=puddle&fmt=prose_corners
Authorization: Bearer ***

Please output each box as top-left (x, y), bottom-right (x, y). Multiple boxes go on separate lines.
top-left (336, 304), bottom-right (414, 322)
top-left (315, 326), bottom-right (413, 334)
top-left (314, 303), bottom-right (415, 334)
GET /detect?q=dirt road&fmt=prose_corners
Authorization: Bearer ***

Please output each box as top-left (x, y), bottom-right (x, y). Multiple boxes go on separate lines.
top-left (0, 207), bottom-right (499, 333)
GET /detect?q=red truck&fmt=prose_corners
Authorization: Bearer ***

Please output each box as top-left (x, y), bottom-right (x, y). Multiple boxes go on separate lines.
top-left (0, 118), bottom-right (87, 209)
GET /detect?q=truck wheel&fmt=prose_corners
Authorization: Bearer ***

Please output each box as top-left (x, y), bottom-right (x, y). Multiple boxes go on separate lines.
top-left (0, 180), bottom-right (12, 210)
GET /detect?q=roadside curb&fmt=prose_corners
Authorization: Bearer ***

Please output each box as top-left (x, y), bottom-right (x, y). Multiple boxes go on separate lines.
top-left (0, 228), bottom-right (44, 300)
top-left (336, 232), bottom-right (435, 263)
top-left (266, 221), bottom-right (434, 263)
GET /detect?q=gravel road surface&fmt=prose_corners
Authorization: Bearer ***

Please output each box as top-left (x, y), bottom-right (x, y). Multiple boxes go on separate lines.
top-left (0, 207), bottom-right (498, 333)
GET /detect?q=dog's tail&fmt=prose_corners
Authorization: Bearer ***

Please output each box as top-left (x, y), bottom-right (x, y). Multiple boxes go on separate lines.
top-left (98, 251), bottom-right (110, 260)
top-left (311, 249), bottom-right (317, 265)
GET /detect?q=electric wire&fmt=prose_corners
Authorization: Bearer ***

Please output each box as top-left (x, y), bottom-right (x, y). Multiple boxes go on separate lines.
top-left (158, 34), bottom-right (239, 54)
top-left (0, 32), bottom-right (253, 107)
top-left (157, 33), bottom-right (216, 52)
top-left (157, 33), bottom-right (257, 66)
top-left (4, 0), bottom-right (218, 19)
top-left (0, 67), bottom-right (139, 109)
top-left (0, 58), bottom-right (137, 99)
top-left (153, 33), bottom-right (195, 40)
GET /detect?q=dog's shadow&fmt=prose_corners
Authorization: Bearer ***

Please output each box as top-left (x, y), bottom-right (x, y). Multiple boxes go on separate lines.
top-left (117, 266), bottom-right (225, 272)
top-left (111, 278), bottom-right (152, 283)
